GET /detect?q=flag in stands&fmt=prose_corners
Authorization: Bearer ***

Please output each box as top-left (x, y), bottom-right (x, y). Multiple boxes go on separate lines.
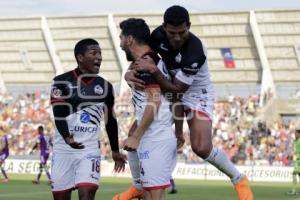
top-left (220, 48), bottom-right (235, 69)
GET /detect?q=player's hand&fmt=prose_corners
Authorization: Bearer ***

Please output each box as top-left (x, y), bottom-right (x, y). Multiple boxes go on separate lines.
top-left (124, 70), bottom-right (145, 90)
top-left (64, 135), bottom-right (85, 149)
top-left (134, 56), bottom-right (156, 73)
top-left (176, 134), bottom-right (185, 149)
top-left (123, 136), bottom-right (140, 152)
top-left (112, 151), bottom-right (126, 173)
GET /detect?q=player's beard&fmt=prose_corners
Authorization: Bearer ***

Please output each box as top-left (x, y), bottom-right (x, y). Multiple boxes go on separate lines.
top-left (125, 48), bottom-right (134, 61)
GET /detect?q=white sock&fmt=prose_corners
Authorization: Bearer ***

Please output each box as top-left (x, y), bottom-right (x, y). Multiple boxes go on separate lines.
top-left (128, 151), bottom-right (142, 190)
top-left (205, 147), bottom-right (243, 184)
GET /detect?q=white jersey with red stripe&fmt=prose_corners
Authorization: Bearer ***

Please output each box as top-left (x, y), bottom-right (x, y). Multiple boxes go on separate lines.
top-left (131, 55), bottom-right (175, 142)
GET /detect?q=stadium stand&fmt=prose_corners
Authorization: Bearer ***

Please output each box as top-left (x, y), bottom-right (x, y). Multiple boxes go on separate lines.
top-left (47, 15), bottom-right (121, 83)
top-left (0, 17), bottom-right (54, 85)
top-left (255, 10), bottom-right (300, 97)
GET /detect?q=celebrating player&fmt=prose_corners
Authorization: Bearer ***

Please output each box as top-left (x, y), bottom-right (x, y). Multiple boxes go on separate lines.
top-left (124, 5), bottom-right (253, 200)
top-left (114, 18), bottom-right (178, 200)
top-left (50, 38), bottom-right (126, 200)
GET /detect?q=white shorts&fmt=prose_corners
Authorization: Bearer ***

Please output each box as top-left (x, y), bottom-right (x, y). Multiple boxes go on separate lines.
top-left (51, 150), bottom-right (101, 193)
top-left (138, 137), bottom-right (177, 190)
top-left (181, 87), bottom-right (214, 121)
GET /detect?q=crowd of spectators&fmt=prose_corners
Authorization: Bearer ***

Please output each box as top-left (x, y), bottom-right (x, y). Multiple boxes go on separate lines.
top-left (0, 91), bottom-right (54, 156)
top-left (0, 90), bottom-right (297, 166)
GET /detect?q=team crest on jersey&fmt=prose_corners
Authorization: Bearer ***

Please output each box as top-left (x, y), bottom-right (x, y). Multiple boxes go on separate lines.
top-left (51, 88), bottom-right (62, 98)
top-left (80, 112), bottom-right (90, 123)
top-left (175, 53), bottom-right (182, 63)
top-left (94, 85), bottom-right (103, 95)
top-left (191, 62), bottom-right (199, 68)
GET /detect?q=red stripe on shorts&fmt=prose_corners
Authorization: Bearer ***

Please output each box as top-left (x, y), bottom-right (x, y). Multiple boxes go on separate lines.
top-left (143, 184), bottom-right (170, 191)
top-left (185, 109), bottom-right (212, 122)
top-left (52, 187), bottom-right (74, 195)
top-left (75, 182), bottom-right (99, 188)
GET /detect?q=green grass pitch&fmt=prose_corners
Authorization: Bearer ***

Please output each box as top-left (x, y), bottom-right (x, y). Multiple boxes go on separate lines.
top-left (0, 174), bottom-right (298, 200)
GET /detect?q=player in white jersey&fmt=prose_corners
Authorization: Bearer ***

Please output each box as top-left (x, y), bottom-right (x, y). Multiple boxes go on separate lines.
top-left (50, 38), bottom-right (126, 200)
top-left (126, 5), bottom-right (253, 200)
top-left (116, 18), bottom-right (178, 200)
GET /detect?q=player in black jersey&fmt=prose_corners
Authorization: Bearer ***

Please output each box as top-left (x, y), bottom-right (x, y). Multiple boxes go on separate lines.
top-left (50, 38), bottom-right (126, 200)
top-left (125, 5), bottom-right (253, 200)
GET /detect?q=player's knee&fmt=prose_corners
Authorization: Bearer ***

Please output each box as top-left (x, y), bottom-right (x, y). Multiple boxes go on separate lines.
top-left (191, 143), bottom-right (212, 159)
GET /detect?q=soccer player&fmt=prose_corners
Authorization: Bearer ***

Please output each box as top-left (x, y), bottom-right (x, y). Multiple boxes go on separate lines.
top-left (50, 38), bottom-right (126, 200)
top-left (30, 125), bottom-right (52, 184)
top-left (115, 18), bottom-right (177, 200)
top-left (125, 5), bottom-right (253, 200)
top-left (0, 127), bottom-right (9, 183)
top-left (287, 121), bottom-right (300, 195)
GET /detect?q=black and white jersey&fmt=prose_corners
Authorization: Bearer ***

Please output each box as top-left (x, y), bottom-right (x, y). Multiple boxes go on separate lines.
top-left (151, 26), bottom-right (212, 90)
top-left (50, 68), bottom-right (114, 153)
top-left (131, 52), bottom-right (174, 141)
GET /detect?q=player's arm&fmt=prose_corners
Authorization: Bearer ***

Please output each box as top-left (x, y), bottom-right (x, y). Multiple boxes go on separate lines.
top-left (124, 62), bottom-right (145, 90)
top-left (173, 100), bottom-right (185, 149)
top-left (128, 120), bottom-right (137, 137)
top-left (29, 142), bottom-right (38, 154)
top-left (124, 87), bottom-right (161, 151)
top-left (104, 108), bottom-right (119, 153)
top-left (104, 83), bottom-right (126, 172)
top-left (133, 58), bottom-right (189, 95)
top-left (51, 80), bottom-right (84, 149)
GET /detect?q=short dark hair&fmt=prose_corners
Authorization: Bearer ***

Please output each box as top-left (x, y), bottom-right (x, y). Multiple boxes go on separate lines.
top-left (38, 125), bottom-right (43, 131)
top-left (74, 38), bottom-right (99, 64)
top-left (119, 18), bottom-right (150, 45)
top-left (163, 5), bottom-right (190, 26)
